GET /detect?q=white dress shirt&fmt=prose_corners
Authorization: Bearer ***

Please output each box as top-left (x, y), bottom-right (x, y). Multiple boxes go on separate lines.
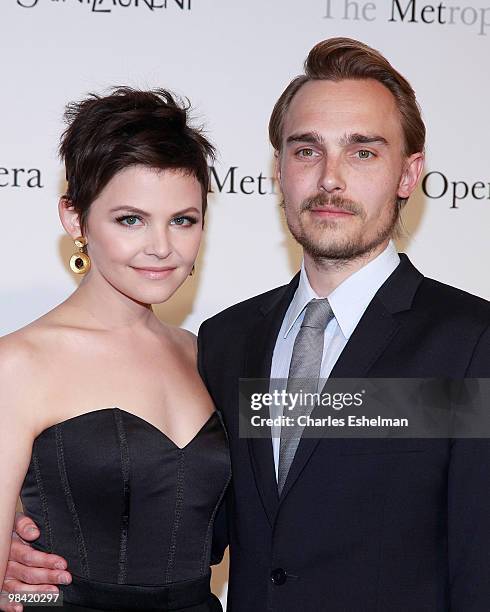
top-left (269, 241), bottom-right (400, 480)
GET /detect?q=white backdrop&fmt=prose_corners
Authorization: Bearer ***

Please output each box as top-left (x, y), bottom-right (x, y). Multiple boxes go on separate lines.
top-left (1, 0), bottom-right (490, 604)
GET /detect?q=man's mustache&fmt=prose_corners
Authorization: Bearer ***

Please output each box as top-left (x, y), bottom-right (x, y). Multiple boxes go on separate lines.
top-left (301, 193), bottom-right (364, 217)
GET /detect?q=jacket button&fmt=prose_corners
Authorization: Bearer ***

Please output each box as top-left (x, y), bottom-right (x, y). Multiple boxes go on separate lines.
top-left (271, 568), bottom-right (287, 585)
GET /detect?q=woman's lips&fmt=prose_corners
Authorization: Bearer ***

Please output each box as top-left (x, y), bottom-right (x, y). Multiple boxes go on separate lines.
top-left (131, 266), bottom-right (177, 280)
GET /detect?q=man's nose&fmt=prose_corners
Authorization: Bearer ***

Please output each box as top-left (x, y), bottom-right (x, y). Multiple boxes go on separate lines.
top-left (318, 156), bottom-right (346, 193)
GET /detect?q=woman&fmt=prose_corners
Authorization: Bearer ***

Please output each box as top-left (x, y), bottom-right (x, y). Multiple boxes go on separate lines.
top-left (0, 87), bottom-right (231, 611)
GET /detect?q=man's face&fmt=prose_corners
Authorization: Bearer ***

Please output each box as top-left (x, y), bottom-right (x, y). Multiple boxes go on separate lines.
top-left (277, 78), bottom-right (422, 261)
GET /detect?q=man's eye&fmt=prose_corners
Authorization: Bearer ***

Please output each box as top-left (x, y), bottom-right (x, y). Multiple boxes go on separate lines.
top-left (116, 215), bottom-right (143, 226)
top-left (297, 148), bottom-right (317, 158)
top-left (357, 150), bottom-right (374, 159)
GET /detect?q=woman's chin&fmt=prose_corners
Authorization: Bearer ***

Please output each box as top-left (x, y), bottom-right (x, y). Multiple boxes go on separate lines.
top-left (127, 279), bottom-right (189, 306)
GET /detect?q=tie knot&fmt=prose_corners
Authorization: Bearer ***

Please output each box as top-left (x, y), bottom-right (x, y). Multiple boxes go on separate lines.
top-left (301, 298), bottom-right (333, 329)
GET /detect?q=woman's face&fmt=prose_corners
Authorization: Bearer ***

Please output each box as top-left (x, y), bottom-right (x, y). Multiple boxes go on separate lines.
top-left (78, 165), bottom-right (203, 305)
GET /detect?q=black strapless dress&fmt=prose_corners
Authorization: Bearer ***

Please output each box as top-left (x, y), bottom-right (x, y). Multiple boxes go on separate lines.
top-left (20, 408), bottom-right (231, 611)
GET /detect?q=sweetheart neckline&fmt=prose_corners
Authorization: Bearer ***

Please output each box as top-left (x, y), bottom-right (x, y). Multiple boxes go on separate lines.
top-left (36, 408), bottom-right (220, 451)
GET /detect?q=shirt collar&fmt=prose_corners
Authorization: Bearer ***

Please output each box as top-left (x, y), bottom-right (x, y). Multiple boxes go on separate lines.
top-left (283, 241), bottom-right (400, 340)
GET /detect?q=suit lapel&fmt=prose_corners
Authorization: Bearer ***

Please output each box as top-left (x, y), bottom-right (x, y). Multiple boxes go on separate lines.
top-left (278, 254), bottom-right (424, 503)
top-left (245, 274), bottom-right (299, 526)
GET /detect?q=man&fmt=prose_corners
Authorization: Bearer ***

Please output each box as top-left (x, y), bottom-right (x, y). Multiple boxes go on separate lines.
top-left (4, 38), bottom-right (490, 611)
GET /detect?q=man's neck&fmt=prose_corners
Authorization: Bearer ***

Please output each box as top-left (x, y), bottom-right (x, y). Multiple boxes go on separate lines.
top-left (303, 240), bottom-right (391, 297)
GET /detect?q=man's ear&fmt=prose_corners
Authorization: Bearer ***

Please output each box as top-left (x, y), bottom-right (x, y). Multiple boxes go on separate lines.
top-left (397, 152), bottom-right (424, 200)
top-left (59, 197), bottom-right (83, 239)
top-left (274, 150), bottom-right (282, 184)
top-left (274, 150), bottom-right (281, 181)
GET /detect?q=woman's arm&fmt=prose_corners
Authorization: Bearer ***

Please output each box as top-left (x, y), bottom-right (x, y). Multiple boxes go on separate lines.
top-left (0, 335), bottom-right (72, 612)
top-left (0, 340), bottom-right (42, 590)
top-left (0, 332), bottom-right (50, 585)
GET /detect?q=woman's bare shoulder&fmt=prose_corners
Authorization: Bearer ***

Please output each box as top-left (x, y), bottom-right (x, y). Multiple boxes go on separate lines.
top-left (171, 326), bottom-right (197, 355)
top-left (0, 329), bottom-right (45, 428)
top-left (0, 317), bottom-right (69, 386)
top-left (0, 317), bottom-right (80, 432)
top-left (178, 327), bottom-right (197, 350)
top-left (156, 322), bottom-right (197, 361)
top-left (1, 328), bottom-right (43, 385)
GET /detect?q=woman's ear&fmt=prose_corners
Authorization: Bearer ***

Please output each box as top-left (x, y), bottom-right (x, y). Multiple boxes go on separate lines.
top-left (59, 197), bottom-right (82, 238)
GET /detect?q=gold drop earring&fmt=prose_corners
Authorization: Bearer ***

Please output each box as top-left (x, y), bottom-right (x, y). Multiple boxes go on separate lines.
top-left (69, 236), bottom-right (91, 274)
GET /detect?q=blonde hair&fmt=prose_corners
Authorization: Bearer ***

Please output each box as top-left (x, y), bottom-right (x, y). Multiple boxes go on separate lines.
top-left (269, 37), bottom-right (425, 157)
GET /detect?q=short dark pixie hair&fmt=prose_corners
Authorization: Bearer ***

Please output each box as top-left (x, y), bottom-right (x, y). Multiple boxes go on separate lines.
top-left (59, 87), bottom-right (215, 233)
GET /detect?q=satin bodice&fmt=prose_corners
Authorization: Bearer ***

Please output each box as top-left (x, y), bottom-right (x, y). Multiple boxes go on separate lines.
top-left (21, 408), bottom-right (231, 590)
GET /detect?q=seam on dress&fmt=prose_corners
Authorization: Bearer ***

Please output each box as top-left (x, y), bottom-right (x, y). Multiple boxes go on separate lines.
top-left (55, 424), bottom-right (90, 579)
top-left (32, 448), bottom-right (54, 552)
top-left (200, 410), bottom-right (232, 576)
top-left (113, 409), bottom-right (130, 585)
top-left (199, 459), bottom-right (232, 576)
top-left (164, 450), bottom-right (185, 584)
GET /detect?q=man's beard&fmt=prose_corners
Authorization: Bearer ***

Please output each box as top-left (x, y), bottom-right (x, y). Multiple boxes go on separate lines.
top-left (284, 192), bottom-right (399, 263)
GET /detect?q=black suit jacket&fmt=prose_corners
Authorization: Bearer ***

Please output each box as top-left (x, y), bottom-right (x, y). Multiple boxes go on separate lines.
top-left (198, 255), bottom-right (490, 612)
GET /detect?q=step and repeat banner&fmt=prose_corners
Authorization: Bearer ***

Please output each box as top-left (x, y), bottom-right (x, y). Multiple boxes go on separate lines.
top-left (1, 0), bottom-right (490, 603)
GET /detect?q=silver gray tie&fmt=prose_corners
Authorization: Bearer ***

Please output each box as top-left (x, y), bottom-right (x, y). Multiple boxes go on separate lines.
top-left (277, 298), bottom-right (334, 495)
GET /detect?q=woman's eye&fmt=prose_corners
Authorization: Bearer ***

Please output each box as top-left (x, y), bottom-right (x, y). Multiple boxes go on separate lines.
top-left (170, 216), bottom-right (196, 226)
top-left (117, 215), bottom-right (143, 227)
top-left (357, 150), bottom-right (374, 159)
